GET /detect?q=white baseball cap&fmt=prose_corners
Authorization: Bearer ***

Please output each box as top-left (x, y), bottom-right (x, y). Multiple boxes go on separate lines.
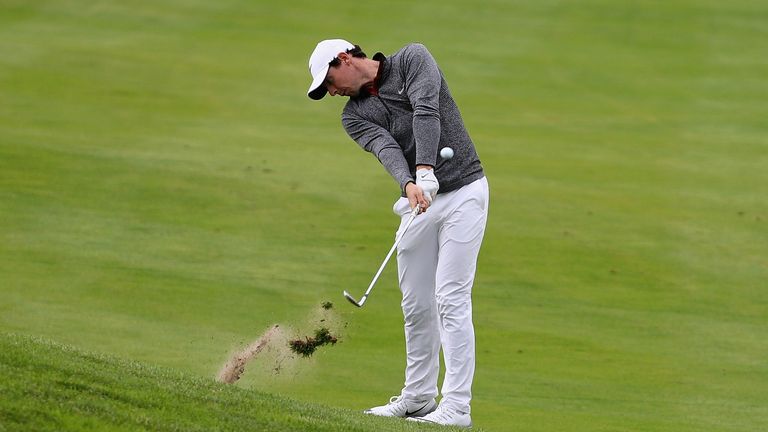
top-left (307, 39), bottom-right (355, 100)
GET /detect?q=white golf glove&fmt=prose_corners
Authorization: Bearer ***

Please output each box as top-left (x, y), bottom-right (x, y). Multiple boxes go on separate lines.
top-left (416, 168), bottom-right (439, 204)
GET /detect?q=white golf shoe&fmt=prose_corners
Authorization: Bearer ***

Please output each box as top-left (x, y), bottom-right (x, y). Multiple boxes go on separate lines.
top-left (408, 404), bottom-right (472, 428)
top-left (364, 395), bottom-right (437, 418)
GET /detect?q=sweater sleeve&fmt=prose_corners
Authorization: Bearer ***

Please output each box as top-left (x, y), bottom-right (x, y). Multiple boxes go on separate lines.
top-left (342, 111), bottom-right (414, 192)
top-left (402, 44), bottom-right (441, 167)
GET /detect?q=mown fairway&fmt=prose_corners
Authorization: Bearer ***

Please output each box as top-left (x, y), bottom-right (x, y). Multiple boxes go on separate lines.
top-left (1, 1), bottom-right (766, 431)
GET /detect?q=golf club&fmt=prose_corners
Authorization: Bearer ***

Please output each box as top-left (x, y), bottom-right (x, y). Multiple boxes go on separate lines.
top-left (343, 204), bottom-right (421, 308)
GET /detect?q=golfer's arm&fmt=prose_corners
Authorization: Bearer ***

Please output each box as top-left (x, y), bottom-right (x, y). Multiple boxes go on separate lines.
top-left (403, 44), bottom-right (441, 169)
top-left (343, 113), bottom-right (414, 192)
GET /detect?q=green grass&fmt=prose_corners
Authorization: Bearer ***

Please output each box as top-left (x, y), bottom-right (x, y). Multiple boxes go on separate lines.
top-left (2, 0), bottom-right (767, 431)
top-left (0, 332), bottom-right (460, 432)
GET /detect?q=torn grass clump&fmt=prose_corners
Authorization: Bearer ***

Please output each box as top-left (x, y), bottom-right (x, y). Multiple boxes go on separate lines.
top-left (288, 327), bottom-right (338, 358)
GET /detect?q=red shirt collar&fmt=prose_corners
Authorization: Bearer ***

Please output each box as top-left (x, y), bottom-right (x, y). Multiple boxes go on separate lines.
top-left (361, 52), bottom-right (387, 97)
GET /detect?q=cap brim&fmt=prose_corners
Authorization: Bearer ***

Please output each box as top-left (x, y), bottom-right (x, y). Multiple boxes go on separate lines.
top-left (307, 64), bottom-right (330, 100)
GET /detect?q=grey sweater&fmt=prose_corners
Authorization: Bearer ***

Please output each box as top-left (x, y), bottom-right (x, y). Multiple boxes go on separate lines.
top-left (341, 43), bottom-right (484, 195)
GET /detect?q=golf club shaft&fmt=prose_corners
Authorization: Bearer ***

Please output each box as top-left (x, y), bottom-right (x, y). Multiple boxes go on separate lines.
top-left (353, 205), bottom-right (421, 307)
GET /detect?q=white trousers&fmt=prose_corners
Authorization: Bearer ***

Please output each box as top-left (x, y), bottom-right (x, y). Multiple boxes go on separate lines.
top-left (393, 177), bottom-right (489, 414)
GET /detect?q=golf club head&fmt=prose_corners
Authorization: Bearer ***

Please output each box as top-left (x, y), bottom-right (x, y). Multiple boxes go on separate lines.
top-left (343, 290), bottom-right (362, 307)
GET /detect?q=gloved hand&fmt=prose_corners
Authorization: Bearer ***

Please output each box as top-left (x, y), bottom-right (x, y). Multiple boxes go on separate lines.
top-left (416, 168), bottom-right (439, 204)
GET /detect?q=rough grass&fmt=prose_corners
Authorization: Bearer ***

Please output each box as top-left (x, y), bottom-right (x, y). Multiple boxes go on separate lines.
top-left (0, 333), bottom-right (468, 432)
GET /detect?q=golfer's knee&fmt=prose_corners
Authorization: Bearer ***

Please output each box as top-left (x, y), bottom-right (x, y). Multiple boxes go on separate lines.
top-left (436, 295), bottom-right (472, 331)
top-left (401, 301), bottom-right (436, 327)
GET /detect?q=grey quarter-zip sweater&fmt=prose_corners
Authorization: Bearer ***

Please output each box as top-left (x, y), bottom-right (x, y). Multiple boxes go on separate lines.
top-left (341, 43), bottom-right (484, 196)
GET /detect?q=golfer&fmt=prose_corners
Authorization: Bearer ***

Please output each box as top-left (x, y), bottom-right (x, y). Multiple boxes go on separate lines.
top-left (306, 39), bottom-right (489, 428)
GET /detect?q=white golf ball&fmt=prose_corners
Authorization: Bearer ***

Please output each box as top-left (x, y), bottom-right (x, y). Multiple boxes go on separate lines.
top-left (440, 147), bottom-right (454, 160)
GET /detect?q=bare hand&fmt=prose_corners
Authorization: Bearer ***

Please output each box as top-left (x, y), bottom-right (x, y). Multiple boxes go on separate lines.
top-left (405, 182), bottom-right (430, 213)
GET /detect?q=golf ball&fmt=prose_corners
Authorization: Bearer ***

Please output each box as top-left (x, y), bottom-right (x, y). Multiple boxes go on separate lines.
top-left (440, 147), bottom-right (454, 160)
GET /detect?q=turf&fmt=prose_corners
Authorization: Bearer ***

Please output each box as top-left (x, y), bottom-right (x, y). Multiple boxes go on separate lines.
top-left (1, 1), bottom-right (767, 431)
top-left (0, 332), bottom-right (458, 432)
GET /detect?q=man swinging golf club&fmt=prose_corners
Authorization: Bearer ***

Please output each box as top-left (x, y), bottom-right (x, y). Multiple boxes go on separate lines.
top-left (306, 39), bottom-right (489, 428)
